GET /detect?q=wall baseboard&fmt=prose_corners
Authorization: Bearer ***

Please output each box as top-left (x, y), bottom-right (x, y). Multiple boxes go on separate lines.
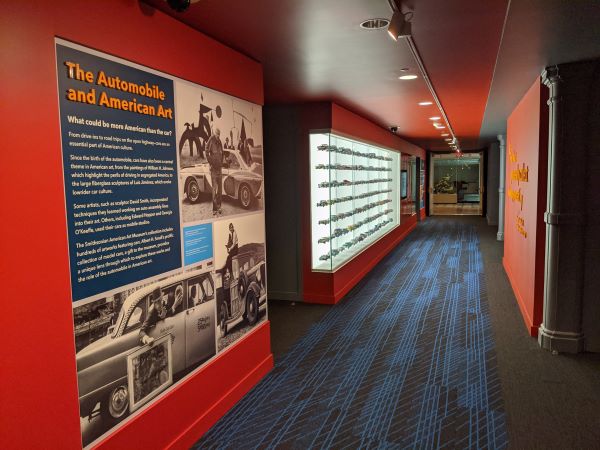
top-left (168, 338), bottom-right (274, 449)
top-left (167, 324), bottom-right (274, 450)
top-left (503, 257), bottom-right (539, 337)
top-left (304, 221), bottom-right (419, 305)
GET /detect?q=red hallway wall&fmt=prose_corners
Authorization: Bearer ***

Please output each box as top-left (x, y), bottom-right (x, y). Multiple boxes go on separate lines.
top-left (301, 104), bottom-right (426, 304)
top-left (0, 2), bottom-right (271, 449)
top-left (503, 78), bottom-right (549, 336)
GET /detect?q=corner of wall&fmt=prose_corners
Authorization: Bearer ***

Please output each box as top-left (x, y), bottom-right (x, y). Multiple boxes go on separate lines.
top-left (503, 257), bottom-right (538, 337)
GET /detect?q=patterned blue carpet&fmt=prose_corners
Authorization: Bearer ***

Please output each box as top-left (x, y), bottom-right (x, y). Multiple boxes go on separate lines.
top-left (194, 219), bottom-right (507, 449)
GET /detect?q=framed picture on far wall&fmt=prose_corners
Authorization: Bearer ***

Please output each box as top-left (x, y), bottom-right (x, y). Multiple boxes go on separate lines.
top-left (401, 170), bottom-right (408, 199)
top-left (127, 334), bottom-right (173, 413)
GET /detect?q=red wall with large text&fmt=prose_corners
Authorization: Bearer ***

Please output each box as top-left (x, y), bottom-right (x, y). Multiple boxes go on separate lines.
top-left (503, 78), bottom-right (549, 336)
top-left (0, 1), bottom-right (272, 449)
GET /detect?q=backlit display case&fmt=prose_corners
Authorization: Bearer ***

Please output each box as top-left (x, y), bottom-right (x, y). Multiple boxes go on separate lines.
top-left (310, 132), bottom-right (400, 271)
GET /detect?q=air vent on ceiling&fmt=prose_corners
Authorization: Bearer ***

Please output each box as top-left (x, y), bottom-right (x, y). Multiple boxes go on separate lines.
top-left (360, 18), bottom-right (390, 30)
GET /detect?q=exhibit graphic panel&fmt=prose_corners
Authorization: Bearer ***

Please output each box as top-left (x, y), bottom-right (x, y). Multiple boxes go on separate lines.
top-left (57, 43), bottom-right (181, 302)
top-left (212, 213), bottom-right (267, 352)
top-left (55, 38), bottom-right (267, 448)
top-left (176, 80), bottom-right (264, 223)
top-left (401, 170), bottom-right (408, 199)
top-left (309, 132), bottom-right (400, 272)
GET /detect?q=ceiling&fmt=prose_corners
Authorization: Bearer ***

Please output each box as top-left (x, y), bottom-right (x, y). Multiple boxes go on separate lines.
top-left (479, 0), bottom-right (600, 141)
top-left (144, 0), bottom-right (600, 151)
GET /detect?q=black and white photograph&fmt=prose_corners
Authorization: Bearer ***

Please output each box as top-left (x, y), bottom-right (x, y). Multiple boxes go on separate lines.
top-left (212, 213), bottom-right (268, 352)
top-left (127, 334), bottom-right (173, 412)
top-left (74, 267), bottom-right (217, 447)
top-left (176, 80), bottom-right (264, 223)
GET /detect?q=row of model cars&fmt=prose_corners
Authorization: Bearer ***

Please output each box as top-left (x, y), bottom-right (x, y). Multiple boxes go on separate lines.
top-left (315, 163), bottom-right (392, 172)
top-left (317, 208), bottom-right (394, 244)
top-left (319, 217), bottom-right (394, 261)
top-left (318, 177), bottom-right (393, 188)
top-left (318, 199), bottom-right (392, 225)
top-left (317, 143), bottom-right (393, 161)
top-left (315, 189), bottom-right (392, 208)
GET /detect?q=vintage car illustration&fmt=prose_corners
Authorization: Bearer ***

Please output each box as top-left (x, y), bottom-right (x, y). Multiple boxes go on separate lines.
top-left (76, 271), bottom-right (216, 424)
top-left (216, 250), bottom-right (267, 337)
top-left (180, 149), bottom-right (263, 209)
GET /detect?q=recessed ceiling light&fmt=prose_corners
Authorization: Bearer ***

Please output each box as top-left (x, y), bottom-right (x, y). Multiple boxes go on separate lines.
top-left (429, 116), bottom-right (441, 120)
top-left (441, 133), bottom-right (449, 136)
top-left (360, 18), bottom-right (390, 29)
top-left (434, 124), bottom-right (446, 129)
top-left (444, 138), bottom-right (452, 141)
top-left (418, 101), bottom-right (433, 106)
top-left (399, 74), bottom-right (418, 80)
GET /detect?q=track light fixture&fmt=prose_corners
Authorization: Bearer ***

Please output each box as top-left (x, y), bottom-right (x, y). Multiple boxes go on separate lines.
top-left (166, 0), bottom-right (190, 12)
top-left (387, 10), bottom-right (412, 41)
top-left (166, 0), bottom-right (200, 13)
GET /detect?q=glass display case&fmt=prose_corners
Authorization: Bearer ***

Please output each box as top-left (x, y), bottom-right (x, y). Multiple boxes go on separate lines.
top-left (420, 159), bottom-right (425, 207)
top-left (310, 131), bottom-right (401, 272)
top-left (400, 155), bottom-right (417, 216)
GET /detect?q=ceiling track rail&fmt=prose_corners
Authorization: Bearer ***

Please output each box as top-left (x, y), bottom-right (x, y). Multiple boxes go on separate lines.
top-left (387, 0), bottom-right (459, 150)
top-left (404, 36), bottom-right (459, 151)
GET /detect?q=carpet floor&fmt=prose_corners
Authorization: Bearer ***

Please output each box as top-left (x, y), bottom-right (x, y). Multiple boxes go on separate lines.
top-left (194, 219), bottom-right (507, 449)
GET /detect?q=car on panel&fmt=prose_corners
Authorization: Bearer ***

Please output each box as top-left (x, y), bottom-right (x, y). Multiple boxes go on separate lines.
top-left (180, 149), bottom-right (263, 209)
top-left (76, 271), bottom-right (216, 423)
top-left (216, 251), bottom-right (267, 337)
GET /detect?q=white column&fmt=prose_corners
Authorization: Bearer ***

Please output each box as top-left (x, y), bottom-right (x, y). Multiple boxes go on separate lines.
top-left (497, 134), bottom-right (506, 241)
top-left (538, 66), bottom-right (585, 353)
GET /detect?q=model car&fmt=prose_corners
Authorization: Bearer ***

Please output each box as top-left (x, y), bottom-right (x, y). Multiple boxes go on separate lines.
top-left (180, 149), bottom-right (263, 209)
top-left (215, 251), bottom-right (267, 337)
top-left (76, 271), bottom-right (216, 423)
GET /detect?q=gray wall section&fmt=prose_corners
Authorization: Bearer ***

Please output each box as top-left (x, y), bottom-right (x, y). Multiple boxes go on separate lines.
top-left (263, 106), bottom-right (302, 301)
top-left (579, 62), bottom-right (600, 352)
top-left (263, 103), bottom-right (333, 302)
top-left (487, 142), bottom-right (500, 226)
top-left (539, 60), bottom-right (600, 352)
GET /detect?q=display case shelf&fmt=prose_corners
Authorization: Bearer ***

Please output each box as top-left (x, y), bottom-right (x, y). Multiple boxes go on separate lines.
top-left (310, 132), bottom-right (401, 271)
